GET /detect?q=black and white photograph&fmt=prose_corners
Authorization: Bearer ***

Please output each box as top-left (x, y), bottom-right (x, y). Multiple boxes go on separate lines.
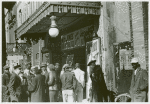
top-left (1, 0), bottom-right (149, 102)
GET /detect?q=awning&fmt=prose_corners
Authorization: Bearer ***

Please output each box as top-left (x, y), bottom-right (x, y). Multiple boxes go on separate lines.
top-left (16, 2), bottom-right (101, 38)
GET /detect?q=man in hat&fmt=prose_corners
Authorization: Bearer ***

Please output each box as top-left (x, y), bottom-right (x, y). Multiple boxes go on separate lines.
top-left (129, 58), bottom-right (148, 102)
top-left (2, 65), bottom-right (11, 102)
top-left (60, 64), bottom-right (77, 102)
top-left (22, 63), bottom-right (35, 102)
top-left (28, 66), bottom-right (45, 102)
top-left (41, 63), bottom-right (49, 102)
top-left (87, 60), bottom-right (107, 102)
top-left (7, 64), bottom-right (22, 102)
top-left (73, 63), bottom-right (85, 102)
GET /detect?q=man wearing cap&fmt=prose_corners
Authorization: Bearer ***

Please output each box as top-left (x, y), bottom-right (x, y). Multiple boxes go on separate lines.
top-left (129, 58), bottom-right (148, 102)
top-left (7, 64), bottom-right (22, 102)
top-left (87, 60), bottom-right (107, 102)
top-left (73, 63), bottom-right (85, 102)
top-left (2, 65), bottom-right (11, 102)
top-left (60, 64), bottom-right (77, 102)
top-left (41, 63), bottom-right (49, 102)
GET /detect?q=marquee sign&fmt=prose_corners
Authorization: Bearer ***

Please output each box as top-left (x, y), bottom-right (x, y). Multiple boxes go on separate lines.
top-left (61, 25), bottom-right (93, 50)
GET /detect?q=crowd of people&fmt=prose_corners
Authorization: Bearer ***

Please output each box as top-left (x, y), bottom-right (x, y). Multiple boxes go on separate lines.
top-left (2, 57), bottom-right (148, 102)
top-left (2, 61), bottom-right (87, 102)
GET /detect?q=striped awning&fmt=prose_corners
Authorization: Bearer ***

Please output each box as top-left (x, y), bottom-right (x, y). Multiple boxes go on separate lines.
top-left (16, 2), bottom-right (101, 38)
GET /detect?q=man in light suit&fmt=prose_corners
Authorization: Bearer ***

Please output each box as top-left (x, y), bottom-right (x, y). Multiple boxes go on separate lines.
top-left (73, 63), bottom-right (85, 102)
top-left (129, 58), bottom-right (148, 102)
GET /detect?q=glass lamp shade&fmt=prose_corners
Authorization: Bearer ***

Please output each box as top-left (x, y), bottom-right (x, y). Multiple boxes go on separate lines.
top-left (49, 28), bottom-right (59, 37)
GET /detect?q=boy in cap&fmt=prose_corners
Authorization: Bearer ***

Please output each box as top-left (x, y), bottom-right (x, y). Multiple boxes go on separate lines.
top-left (2, 65), bottom-right (11, 102)
top-left (129, 58), bottom-right (148, 102)
top-left (7, 64), bottom-right (22, 102)
top-left (60, 64), bottom-right (77, 102)
top-left (87, 60), bottom-right (107, 102)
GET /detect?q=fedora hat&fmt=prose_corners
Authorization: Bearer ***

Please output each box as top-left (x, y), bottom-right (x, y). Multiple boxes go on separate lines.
top-left (87, 60), bottom-right (96, 66)
top-left (3, 65), bottom-right (10, 70)
top-left (131, 57), bottom-right (139, 63)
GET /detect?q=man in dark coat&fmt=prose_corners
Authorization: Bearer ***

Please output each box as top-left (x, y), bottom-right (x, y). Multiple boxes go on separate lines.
top-left (28, 66), bottom-right (46, 102)
top-left (2, 65), bottom-right (11, 102)
top-left (7, 65), bottom-right (22, 102)
top-left (23, 65), bottom-right (35, 102)
top-left (41, 63), bottom-right (49, 102)
top-left (129, 58), bottom-right (148, 102)
top-left (87, 60), bottom-right (108, 102)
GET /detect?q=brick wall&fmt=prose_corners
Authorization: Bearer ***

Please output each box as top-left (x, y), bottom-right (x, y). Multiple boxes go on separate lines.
top-left (131, 2), bottom-right (146, 69)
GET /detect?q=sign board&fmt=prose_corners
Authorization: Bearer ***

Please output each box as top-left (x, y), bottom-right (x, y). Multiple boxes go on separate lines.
top-left (61, 25), bottom-right (93, 50)
top-left (119, 49), bottom-right (132, 70)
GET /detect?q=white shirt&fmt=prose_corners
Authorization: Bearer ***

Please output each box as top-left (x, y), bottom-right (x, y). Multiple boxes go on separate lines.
top-left (73, 68), bottom-right (85, 88)
top-left (134, 69), bottom-right (137, 75)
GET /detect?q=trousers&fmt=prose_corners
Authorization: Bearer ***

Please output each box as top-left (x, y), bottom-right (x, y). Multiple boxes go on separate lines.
top-left (49, 90), bottom-right (57, 102)
top-left (75, 85), bottom-right (83, 102)
top-left (62, 90), bottom-right (74, 102)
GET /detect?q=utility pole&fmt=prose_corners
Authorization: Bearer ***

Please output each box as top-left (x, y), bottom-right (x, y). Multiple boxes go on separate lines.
top-left (128, 2), bottom-right (134, 58)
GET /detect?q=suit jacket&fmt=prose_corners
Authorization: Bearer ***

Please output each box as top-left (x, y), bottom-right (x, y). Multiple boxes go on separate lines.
top-left (129, 67), bottom-right (148, 100)
top-left (28, 74), bottom-right (46, 102)
top-left (7, 72), bottom-right (22, 102)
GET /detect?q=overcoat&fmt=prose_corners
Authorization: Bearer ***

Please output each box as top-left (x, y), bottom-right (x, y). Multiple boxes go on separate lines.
top-left (129, 67), bottom-right (148, 102)
top-left (89, 65), bottom-right (108, 102)
top-left (28, 74), bottom-right (46, 102)
top-left (7, 72), bottom-right (22, 102)
top-left (2, 72), bottom-right (11, 102)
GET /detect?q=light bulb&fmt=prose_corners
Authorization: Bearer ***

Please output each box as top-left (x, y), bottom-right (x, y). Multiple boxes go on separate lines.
top-left (49, 28), bottom-right (59, 37)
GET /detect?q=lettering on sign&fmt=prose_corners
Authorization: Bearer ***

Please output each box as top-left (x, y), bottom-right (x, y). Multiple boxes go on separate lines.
top-left (61, 25), bottom-right (93, 50)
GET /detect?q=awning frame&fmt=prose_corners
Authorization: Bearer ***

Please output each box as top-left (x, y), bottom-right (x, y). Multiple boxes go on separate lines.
top-left (16, 1), bottom-right (101, 38)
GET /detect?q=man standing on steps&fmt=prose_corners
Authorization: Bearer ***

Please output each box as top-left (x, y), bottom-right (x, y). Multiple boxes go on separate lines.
top-left (73, 63), bottom-right (85, 102)
top-left (129, 58), bottom-right (148, 102)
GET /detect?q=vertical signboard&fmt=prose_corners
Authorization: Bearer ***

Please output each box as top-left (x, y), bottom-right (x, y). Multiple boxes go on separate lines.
top-left (119, 49), bottom-right (132, 70)
top-left (86, 38), bottom-right (101, 99)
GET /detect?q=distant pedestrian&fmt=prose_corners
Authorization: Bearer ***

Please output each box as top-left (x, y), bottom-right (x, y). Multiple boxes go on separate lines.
top-left (73, 63), bottom-right (85, 102)
top-left (48, 64), bottom-right (58, 102)
top-left (87, 60), bottom-right (107, 102)
top-left (28, 67), bottom-right (45, 102)
top-left (60, 64), bottom-right (77, 102)
top-left (2, 65), bottom-right (11, 102)
top-left (129, 58), bottom-right (148, 102)
top-left (7, 64), bottom-right (22, 102)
